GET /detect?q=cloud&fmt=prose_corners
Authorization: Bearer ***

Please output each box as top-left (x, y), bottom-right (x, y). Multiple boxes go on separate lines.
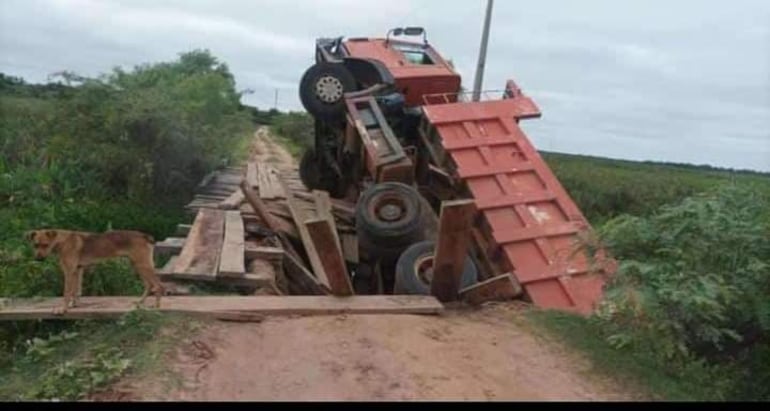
top-left (612, 43), bottom-right (676, 76)
top-left (1, 0), bottom-right (768, 171)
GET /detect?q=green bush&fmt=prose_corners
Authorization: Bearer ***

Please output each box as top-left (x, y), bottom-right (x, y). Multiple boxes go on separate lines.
top-left (1, 49), bottom-right (253, 203)
top-left (592, 183), bottom-right (770, 399)
top-left (270, 111), bottom-right (313, 158)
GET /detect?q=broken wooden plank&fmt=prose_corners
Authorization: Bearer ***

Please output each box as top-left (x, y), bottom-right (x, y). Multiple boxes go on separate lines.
top-left (246, 162), bottom-right (258, 188)
top-left (242, 212), bottom-right (299, 240)
top-left (313, 189), bottom-right (342, 247)
top-left (218, 189), bottom-right (245, 210)
top-left (0, 295), bottom-right (444, 320)
top-left (241, 180), bottom-right (325, 295)
top-left (306, 218), bottom-right (353, 296)
top-left (172, 208), bottom-right (225, 278)
top-left (459, 273), bottom-right (522, 305)
top-left (218, 210), bottom-right (246, 277)
top-left (283, 250), bottom-right (328, 295)
top-left (244, 244), bottom-right (284, 261)
top-left (279, 177), bottom-right (330, 289)
top-left (155, 237), bottom-right (186, 255)
top-left (430, 199), bottom-right (477, 303)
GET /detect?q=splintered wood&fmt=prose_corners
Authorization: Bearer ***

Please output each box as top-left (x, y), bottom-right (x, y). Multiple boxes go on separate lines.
top-left (172, 208), bottom-right (225, 278)
top-left (218, 210), bottom-right (246, 277)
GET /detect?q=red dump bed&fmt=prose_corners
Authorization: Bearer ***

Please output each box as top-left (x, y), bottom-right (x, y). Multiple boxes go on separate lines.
top-left (423, 93), bottom-right (608, 314)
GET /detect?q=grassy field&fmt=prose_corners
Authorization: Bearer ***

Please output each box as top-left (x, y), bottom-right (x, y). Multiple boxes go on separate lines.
top-left (541, 151), bottom-right (770, 224)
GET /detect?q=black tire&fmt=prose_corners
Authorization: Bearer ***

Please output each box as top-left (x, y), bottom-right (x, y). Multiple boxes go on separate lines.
top-left (299, 62), bottom-right (356, 120)
top-left (393, 240), bottom-right (478, 295)
top-left (355, 182), bottom-right (424, 259)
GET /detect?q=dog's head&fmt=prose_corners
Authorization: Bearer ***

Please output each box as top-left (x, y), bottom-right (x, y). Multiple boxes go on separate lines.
top-left (26, 230), bottom-right (60, 260)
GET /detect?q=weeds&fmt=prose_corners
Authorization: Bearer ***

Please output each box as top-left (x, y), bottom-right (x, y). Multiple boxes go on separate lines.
top-left (0, 310), bottom-right (197, 401)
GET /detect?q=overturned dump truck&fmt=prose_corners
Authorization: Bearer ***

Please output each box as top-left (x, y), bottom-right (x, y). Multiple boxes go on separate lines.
top-left (297, 27), bottom-right (611, 314)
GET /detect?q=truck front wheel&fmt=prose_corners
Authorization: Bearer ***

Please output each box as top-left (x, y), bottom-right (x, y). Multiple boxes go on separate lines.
top-left (299, 62), bottom-right (356, 120)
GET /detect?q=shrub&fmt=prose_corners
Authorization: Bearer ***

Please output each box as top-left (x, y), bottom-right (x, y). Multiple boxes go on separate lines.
top-left (592, 183), bottom-right (770, 398)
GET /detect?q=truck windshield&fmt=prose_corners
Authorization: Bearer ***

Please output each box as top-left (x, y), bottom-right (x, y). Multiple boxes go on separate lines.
top-left (392, 44), bottom-right (434, 65)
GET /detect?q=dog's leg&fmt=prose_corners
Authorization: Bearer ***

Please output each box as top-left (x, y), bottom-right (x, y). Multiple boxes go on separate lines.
top-left (54, 259), bottom-right (76, 315)
top-left (131, 246), bottom-right (164, 309)
top-left (131, 259), bottom-right (153, 307)
top-left (151, 281), bottom-right (165, 309)
top-left (72, 266), bottom-right (84, 307)
top-left (138, 278), bottom-right (150, 306)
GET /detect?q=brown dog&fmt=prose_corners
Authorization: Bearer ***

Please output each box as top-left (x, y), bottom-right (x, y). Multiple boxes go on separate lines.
top-left (26, 229), bottom-right (165, 315)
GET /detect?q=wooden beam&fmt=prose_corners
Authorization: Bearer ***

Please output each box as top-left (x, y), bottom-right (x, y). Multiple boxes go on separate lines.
top-left (279, 178), bottom-right (330, 289)
top-left (218, 210), bottom-right (246, 277)
top-left (244, 244), bottom-right (284, 261)
top-left (305, 218), bottom-right (353, 296)
top-left (430, 199), bottom-right (477, 302)
top-left (459, 273), bottom-right (522, 305)
top-left (0, 296), bottom-right (444, 320)
top-left (241, 180), bottom-right (326, 295)
top-left (313, 189), bottom-right (342, 247)
top-left (172, 208), bottom-right (225, 278)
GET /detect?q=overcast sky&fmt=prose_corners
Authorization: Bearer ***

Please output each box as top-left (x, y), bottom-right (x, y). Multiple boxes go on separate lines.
top-left (1, 0), bottom-right (768, 171)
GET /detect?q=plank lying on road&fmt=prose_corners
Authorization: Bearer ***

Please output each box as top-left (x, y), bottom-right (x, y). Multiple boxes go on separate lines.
top-left (0, 295), bottom-right (444, 320)
top-left (218, 210), bottom-right (246, 277)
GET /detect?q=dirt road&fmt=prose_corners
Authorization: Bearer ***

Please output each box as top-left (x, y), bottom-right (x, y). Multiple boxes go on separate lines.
top-left (110, 129), bottom-right (637, 401)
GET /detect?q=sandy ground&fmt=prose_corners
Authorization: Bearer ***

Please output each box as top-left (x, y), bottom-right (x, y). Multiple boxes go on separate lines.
top-left (250, 126), bottom-right (296, 171)
top-left (111, 304), bottom-right (636, 401)
top-left (98, 129), bottom-right (638, 401)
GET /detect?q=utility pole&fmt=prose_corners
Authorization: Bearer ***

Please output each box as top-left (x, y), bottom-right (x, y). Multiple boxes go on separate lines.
top-left (472, 0), bottom-right (494, 102)
top-left (274, 88), bottom-right (279, 110)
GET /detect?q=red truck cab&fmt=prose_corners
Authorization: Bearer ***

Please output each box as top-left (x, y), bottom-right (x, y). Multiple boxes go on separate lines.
top-left (340, 37), bottom-right (461, 107)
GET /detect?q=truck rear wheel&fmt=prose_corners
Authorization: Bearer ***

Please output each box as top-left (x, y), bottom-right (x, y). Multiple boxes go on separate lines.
top-left (393, 240), bottom-right (478, 295)
top-left (299, 62), bottom-right (356, 120)
top-left (356, 182), bottom-right (424, 259)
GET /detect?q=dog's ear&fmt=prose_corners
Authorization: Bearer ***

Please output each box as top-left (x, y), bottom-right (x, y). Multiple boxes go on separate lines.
top-left (45, 230), bottom-right (58, 240)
